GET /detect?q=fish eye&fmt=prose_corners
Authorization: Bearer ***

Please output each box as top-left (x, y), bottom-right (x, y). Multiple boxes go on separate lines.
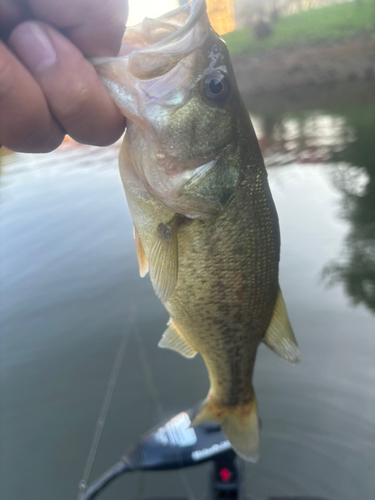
top-left (202, 70), bottom-right (230, 102)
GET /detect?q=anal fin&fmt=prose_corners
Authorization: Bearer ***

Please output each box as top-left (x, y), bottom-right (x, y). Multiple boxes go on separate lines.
top-left (134, 227), bottom-right (149, 277)
top-left (263, 289), bottom-right (301, 364)
top-left (158, 318), bottom-right (197, 358)
top-left (149, 216), bottom-right (178, 303)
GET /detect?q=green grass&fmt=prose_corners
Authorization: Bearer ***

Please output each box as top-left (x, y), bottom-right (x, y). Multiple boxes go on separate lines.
top-left (223, 0), bottom-right (375, 55)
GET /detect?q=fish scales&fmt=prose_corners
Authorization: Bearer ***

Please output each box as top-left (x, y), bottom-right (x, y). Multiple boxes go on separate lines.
top-left (93, 0), bottom-right (300, 461)
top-left (166, 164), bottom-right (280, 408)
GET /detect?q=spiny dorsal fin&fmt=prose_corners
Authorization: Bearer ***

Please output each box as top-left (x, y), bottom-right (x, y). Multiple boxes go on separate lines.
top-left (134, 227), bottom-right (149, 278)
top-left (263, 289), bottom-right (301, 364)
top-left (158, 318), bottom-right (197, 358)
top-left (149, 216), bottom-right (178, 303)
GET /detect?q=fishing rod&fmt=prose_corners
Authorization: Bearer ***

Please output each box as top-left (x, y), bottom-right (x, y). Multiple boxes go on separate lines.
top-left (79, 402), bottom-right (331, 500)
top-left (79, 401), bottom-right (244, 500)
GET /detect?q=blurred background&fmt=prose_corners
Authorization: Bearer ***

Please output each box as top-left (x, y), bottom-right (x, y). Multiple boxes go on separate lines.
top-left (1, 1), bottom-right (375, 499)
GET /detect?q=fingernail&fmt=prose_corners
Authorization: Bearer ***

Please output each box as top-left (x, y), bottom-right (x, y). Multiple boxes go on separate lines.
top-left (10, 22), bottom-right (56, 72)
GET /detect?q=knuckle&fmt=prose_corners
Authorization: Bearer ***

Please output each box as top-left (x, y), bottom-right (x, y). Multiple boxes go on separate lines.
top-left (31, 133), bottom-right (65, 153)
top-left (0, 57), bottom-right (15, 97)
top-left (59, 81), bottom-right (93, 126)
top-left (5, 133), bottom-right (64, 154)
top-left (1, 121), bottom-right (64, 153)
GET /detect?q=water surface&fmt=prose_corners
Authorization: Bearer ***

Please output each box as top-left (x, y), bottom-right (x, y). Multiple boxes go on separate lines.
top-left (1, 81), bottom-right (374, 500)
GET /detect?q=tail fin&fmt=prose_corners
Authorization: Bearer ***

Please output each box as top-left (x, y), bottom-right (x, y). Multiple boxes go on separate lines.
top-left (191, 393), bottom-right (259, 462)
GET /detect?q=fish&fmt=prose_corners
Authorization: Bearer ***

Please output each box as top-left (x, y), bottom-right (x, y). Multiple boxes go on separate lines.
top-left (92, 0), bottom-right (300, 462)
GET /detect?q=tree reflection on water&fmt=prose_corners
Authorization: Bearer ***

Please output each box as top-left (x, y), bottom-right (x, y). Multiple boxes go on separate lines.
top-left (323, 106), bottom-right (375, 314)
top-left (251, 88), bottom-right (375, 314)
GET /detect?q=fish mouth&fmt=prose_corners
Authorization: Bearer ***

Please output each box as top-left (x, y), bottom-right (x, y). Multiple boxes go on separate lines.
top-left (90, 0), bottom-right (211, 136)
top-left (124, 0), bottom-right (206, 54)
top-left (91, 0), bottom-right (209, 80)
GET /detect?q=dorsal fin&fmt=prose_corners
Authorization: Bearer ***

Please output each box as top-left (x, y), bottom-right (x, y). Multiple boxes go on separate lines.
top-left (134, 227), bottom-right (149, 277)
top-left (158, 318), bottom-right (197, 358)
top-left (263, 289), bottom-right (301, 364)
top-left (149, 216), bottom-right (178, 303)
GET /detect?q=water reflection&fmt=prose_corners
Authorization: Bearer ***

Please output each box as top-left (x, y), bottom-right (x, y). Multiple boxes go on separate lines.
top-left (324, 105), bottom-right (375, 313)
top-left (253, 112), bottom-right (353, 167)
top-left (251, 83), bottom-right (375, 314)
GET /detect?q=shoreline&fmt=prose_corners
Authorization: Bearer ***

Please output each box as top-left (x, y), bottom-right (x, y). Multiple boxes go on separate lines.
top-left (232, 32), bottom-right (375, 96)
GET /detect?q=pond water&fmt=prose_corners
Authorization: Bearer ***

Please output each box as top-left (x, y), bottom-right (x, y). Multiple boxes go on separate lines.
top-left (1, 81), bottom-right (374, 500)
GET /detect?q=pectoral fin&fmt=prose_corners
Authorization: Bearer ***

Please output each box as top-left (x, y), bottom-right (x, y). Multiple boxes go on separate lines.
top-left (149, 216), bottom-right (178, 303)
top-left (179, 159), bottom-right (242, 218)
top-left (158, 318), bottom-right (197, 358)
top-left (263, 289), bottom-right (301, 364)
top-left (134, 227), bottom-right (149, 277)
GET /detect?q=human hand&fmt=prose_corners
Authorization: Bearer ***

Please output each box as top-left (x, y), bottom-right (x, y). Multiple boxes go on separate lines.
top-left (0, 0), bottom-right (128, 153)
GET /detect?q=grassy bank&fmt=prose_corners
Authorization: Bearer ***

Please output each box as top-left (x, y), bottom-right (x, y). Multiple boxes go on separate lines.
top-left (223, 0), bottom-right (375, 55)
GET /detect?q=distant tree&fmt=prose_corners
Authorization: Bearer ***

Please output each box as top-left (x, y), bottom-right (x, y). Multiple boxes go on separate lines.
top-left (253, 19), bottom-right (273, 38)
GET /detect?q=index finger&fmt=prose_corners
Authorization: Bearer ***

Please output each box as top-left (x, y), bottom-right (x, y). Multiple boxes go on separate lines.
top-left (29, 0), bottom-right (128, 56)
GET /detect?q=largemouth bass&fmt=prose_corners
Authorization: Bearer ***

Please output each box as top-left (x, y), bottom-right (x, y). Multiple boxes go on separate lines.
top-left (93, 0), bottom-right (300, 461)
